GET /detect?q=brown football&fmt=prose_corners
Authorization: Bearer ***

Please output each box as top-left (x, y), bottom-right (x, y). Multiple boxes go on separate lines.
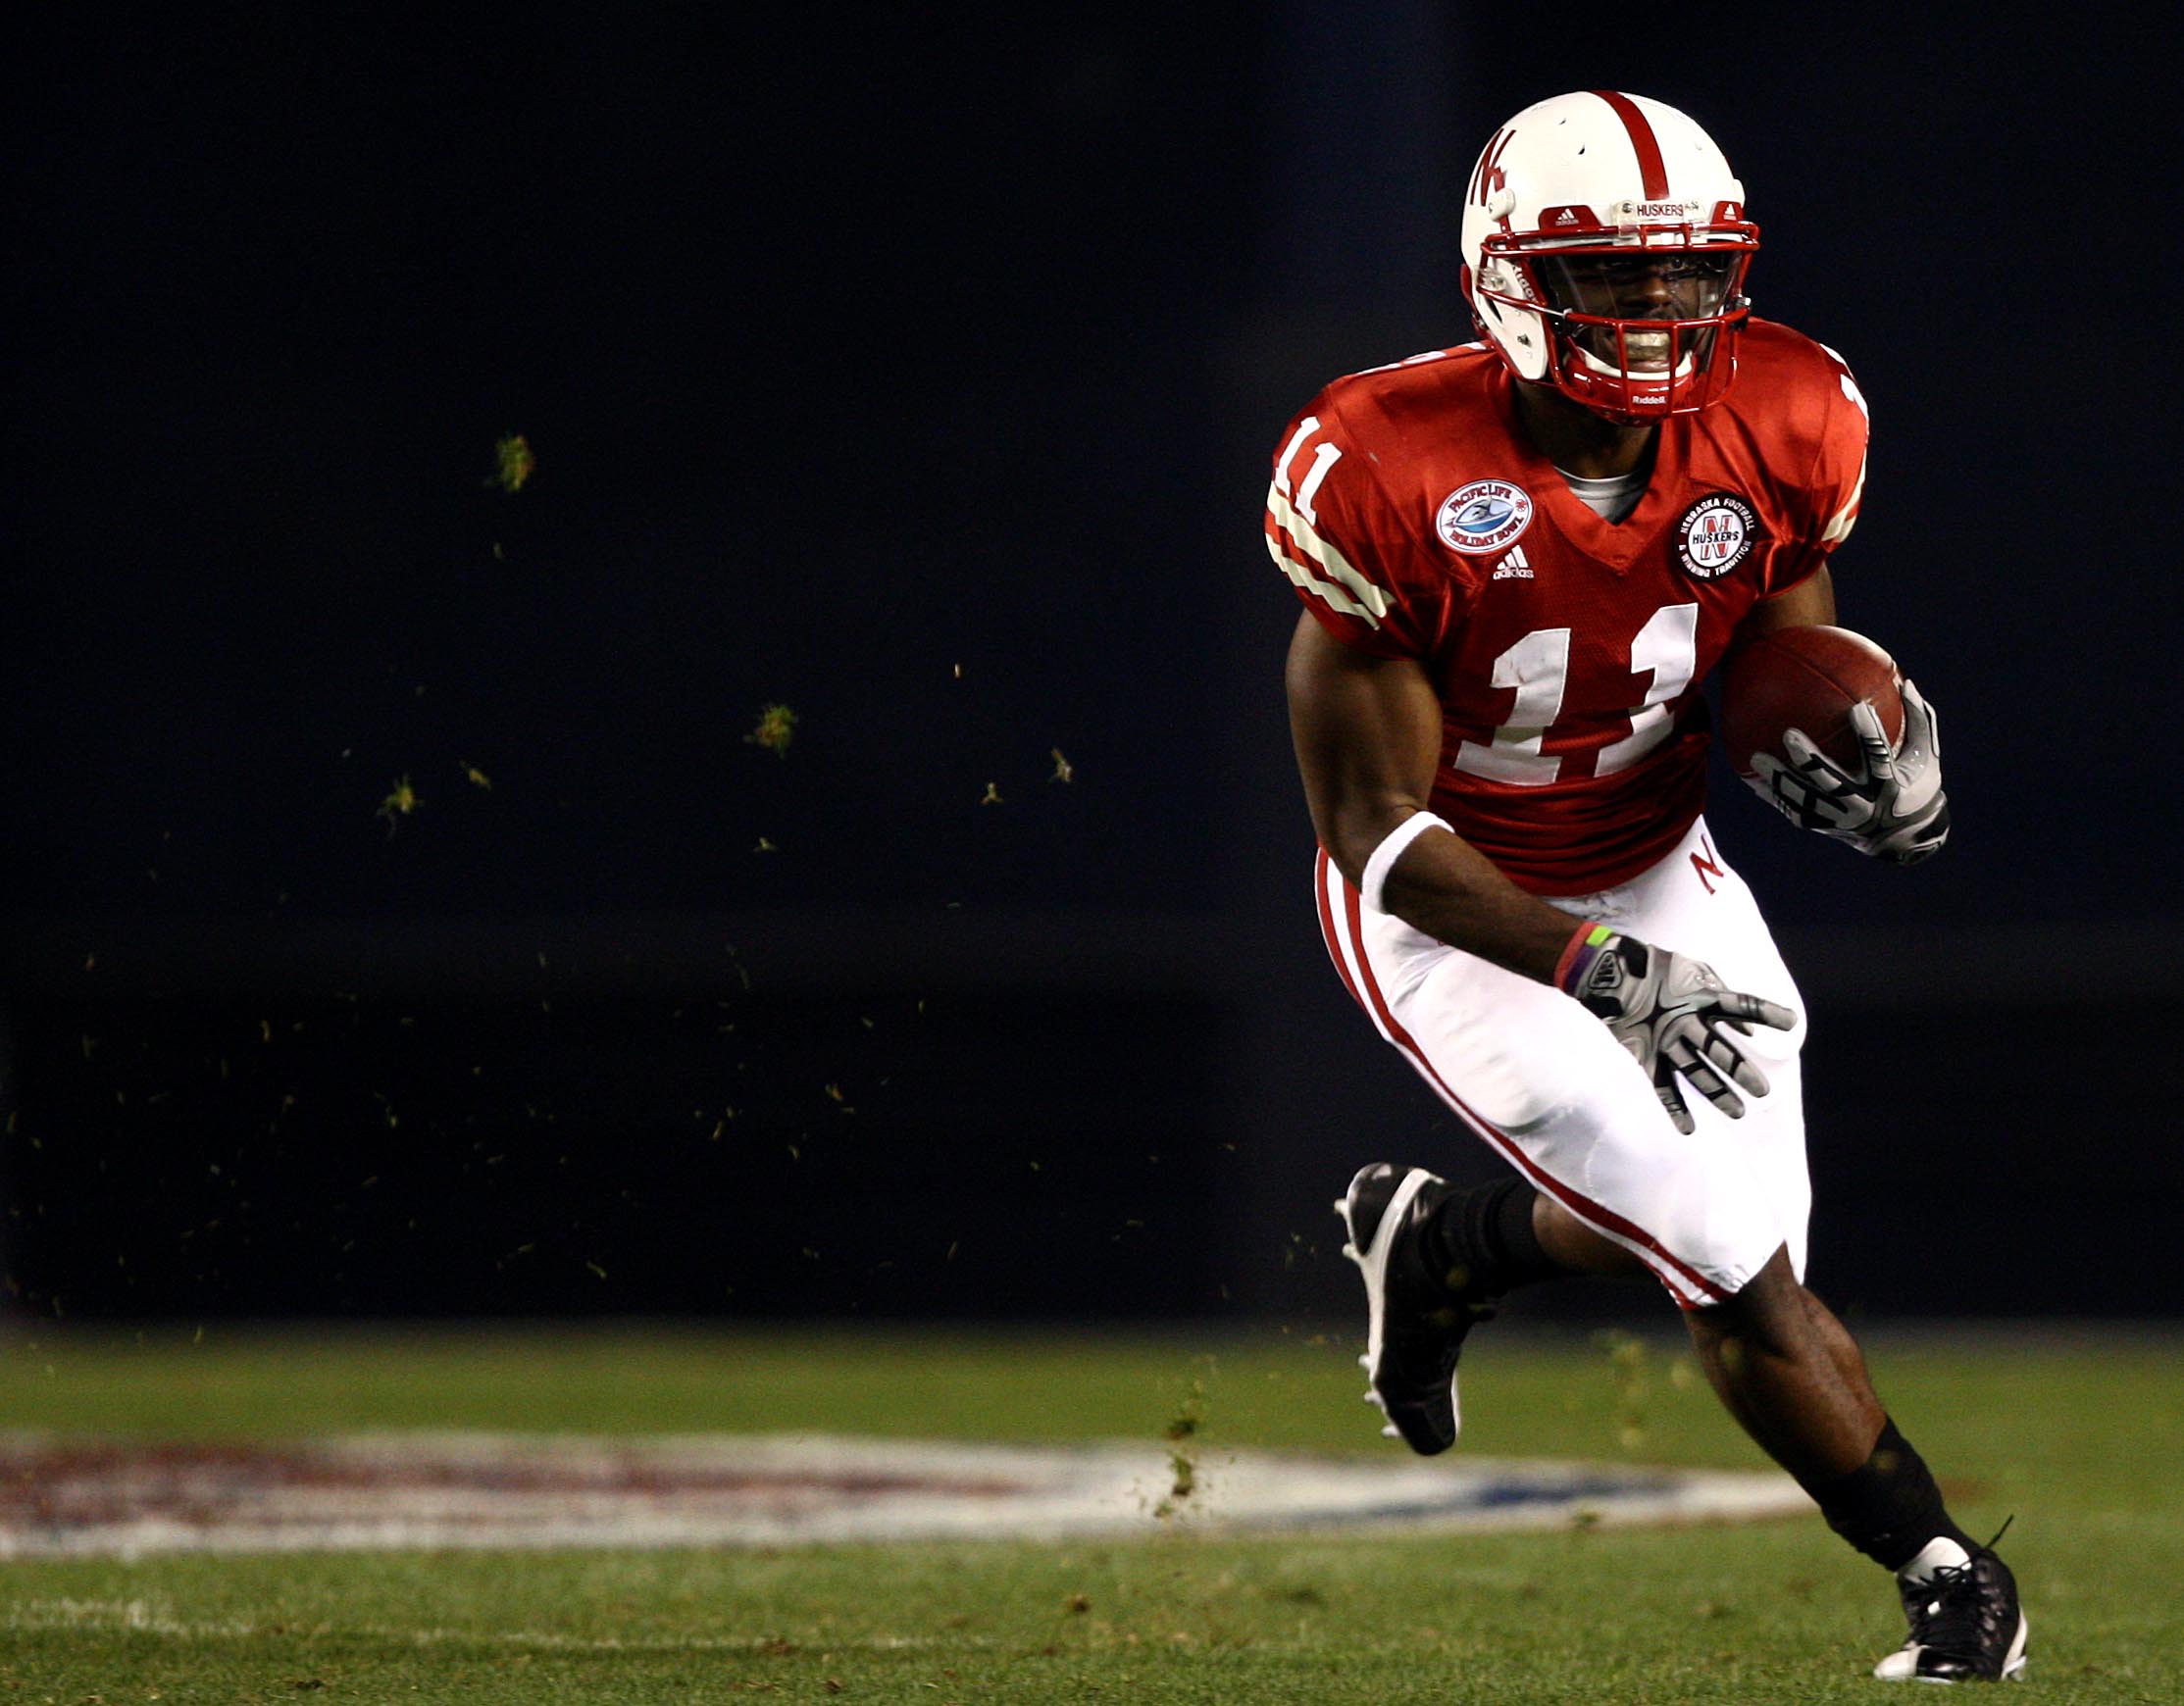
top-left (1718, 625), bottom-right (1905, 780)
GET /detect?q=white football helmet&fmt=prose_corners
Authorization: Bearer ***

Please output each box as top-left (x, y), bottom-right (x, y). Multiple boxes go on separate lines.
top-left (1459, 91), bottom-right (1758, 424)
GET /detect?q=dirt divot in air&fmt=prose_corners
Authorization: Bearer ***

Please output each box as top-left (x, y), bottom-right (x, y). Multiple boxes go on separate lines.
top-left (0, 1432), bottom-right (1810, 1558)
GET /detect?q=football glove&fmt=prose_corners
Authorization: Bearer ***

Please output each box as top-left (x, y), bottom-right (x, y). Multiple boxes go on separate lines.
top-left (1558, 928), bottom-right (1797, 1135)
top-left (1746, 677), bottom-right (1950, 865)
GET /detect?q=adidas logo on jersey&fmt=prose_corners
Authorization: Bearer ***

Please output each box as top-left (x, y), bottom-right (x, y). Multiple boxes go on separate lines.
top-left (1491, 546), bottom-right (1534, 579)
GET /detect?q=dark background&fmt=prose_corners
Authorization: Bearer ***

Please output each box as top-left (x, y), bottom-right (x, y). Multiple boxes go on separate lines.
top-left (4, 6), bottom-right (2177, 1327)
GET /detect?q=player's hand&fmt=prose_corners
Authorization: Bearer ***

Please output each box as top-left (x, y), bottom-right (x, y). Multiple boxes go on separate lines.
top-left (1559, 931), bottom-right (1796, 1134)
top-left (1747, 677), bottom-right (1949, 865)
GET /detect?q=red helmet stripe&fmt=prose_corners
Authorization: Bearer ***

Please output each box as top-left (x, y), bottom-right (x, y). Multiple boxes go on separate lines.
top-left (1590, 89), bottom-right (1669, 200)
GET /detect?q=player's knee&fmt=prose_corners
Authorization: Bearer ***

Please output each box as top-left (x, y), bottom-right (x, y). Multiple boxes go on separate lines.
top-left (1693, 1246), bottom-right (1805, 1343)
top-left (1640, 1151), bottom-right (1784, 1300)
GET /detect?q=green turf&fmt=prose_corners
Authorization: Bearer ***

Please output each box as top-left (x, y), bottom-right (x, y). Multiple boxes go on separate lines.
top-left (2, 1323), bottom-right (2179, 1701)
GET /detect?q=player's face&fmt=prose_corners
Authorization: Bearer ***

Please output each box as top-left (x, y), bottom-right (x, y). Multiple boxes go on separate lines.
top-left (1534, 251), bottom-right (1741, 374)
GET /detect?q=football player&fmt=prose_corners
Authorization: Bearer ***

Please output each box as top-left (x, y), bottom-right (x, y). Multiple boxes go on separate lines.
top-left (1269, 91), bottom-right (2021, 1683)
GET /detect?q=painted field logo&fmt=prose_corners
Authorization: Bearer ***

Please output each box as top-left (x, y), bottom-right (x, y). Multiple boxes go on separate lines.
top-left (1437, 479), bottom-right (1533, 555)
top-left (1674, 493), bottom-right (1760, 579)
top-left (0, 1433), bottom-right (1814, 1557)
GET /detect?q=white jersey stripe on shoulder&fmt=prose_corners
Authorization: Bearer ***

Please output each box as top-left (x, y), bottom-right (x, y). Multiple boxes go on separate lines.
top-left (1820, 450), bottom-right (1866, 546)
top-left (1265, 482), bottom-right (1390, 622)
top-left (1268, 536), bottom-right (1383, 627)
top-left (1272, 417), bottom-right (1319, 497)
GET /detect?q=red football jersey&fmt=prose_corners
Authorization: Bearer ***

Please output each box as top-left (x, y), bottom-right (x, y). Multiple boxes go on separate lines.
top-left (1267, 319), bottom-right (1869, 895)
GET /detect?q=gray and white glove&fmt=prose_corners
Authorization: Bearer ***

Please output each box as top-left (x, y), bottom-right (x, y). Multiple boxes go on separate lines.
top-left (1747, 677), bottom-right (1950, 865)
top-left (1557, 928), bottom-right (1796, 1134)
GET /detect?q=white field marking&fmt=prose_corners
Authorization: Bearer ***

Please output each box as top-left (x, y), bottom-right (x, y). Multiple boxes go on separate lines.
top-left (0, 1600), bottom-right (967, 1653)
top-left (2, 1597), bottom-right (261, 1640)
top-left (0, 1601), bottom-right (1655, 1662)
top-left (0, 1431), bottom-right (1812, 1560)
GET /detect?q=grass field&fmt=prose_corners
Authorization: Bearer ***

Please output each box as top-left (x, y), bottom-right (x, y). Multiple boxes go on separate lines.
top-left (2, 1321), bottom-right (2179, 1702)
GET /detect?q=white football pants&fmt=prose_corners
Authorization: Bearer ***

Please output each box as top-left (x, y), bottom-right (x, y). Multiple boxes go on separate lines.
top-left (1315, 817), bottom-right (1809, 1308)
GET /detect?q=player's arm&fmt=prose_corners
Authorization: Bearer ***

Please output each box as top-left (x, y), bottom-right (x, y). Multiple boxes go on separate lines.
top-left (1733, 561), bottom-right (1836, 641)
top-left (1726, 345), bottom-right (1948, 864)
top-left (1286, 612), bottom-right (1792, 1131)
top-left (1285, 612), bottom-right (1578, 981)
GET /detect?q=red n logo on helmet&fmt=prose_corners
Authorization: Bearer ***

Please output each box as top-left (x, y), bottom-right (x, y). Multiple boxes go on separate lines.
top-left (1471, 128), bottom-right (1515, 209)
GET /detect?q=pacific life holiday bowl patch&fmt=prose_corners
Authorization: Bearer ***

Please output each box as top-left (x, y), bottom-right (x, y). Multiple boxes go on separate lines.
top-left (1437, 479), bottom-right (1534, 554)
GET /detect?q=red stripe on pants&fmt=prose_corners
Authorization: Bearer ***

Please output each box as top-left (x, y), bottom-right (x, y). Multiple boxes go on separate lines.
top-left (1319, 852), bottom-right (1728, 1307)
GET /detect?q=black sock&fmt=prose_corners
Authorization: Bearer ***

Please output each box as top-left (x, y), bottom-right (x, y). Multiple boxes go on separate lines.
top-left (1421, 1178), bottom-right (1562, 1297)
top-left (1811, 1418), bottom-right (1979, 1572)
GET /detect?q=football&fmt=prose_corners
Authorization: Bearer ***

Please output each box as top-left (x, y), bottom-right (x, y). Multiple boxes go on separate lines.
top-left (1717, 625), bottom-right (1905, 780)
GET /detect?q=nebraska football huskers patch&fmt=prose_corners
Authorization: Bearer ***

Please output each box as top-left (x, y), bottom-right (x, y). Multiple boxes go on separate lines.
top-left (1673, 493), bottom-right (1760, 579)
top-left (1436, 479), bottom-right (1533, 554)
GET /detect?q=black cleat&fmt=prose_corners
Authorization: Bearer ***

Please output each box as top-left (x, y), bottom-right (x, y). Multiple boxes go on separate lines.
top-left (1873, 1542), bottom-right (2029, 1682)
top-left (1336, 1163), bottom-right (1497, 1456)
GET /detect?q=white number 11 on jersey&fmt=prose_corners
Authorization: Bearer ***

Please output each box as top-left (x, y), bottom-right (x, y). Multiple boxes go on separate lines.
top-left (1453, 603), bottom-right (1700, 785)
